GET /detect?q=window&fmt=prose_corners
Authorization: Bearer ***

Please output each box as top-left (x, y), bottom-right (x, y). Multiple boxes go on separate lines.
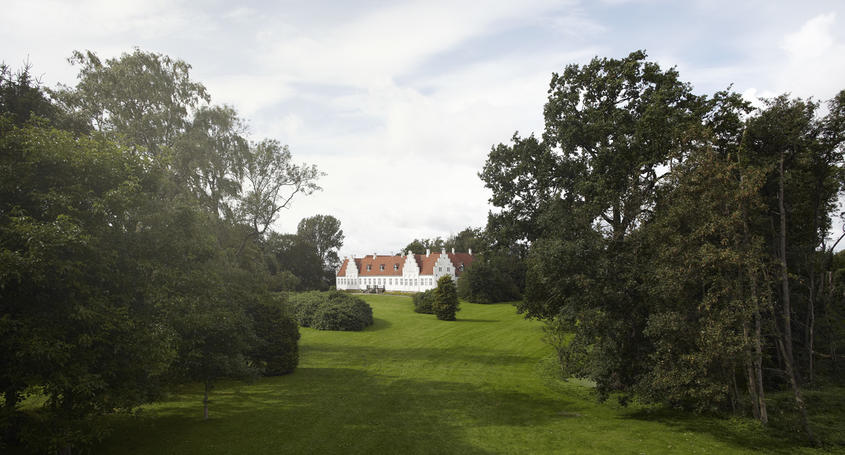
top-left (393, 264), bottom-right (399, 271)
top-left (459, 265), bottom-right (464, 272)
top-left (380, 264), bottom-right (385, 271)
top-left (438, 267), bottom-right (442, 272)
top-left (367, 265), bottom-right (372, 271)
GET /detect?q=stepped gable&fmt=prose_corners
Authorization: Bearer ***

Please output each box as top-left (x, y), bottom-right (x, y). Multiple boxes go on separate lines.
top-left (337, 251), bottom-right (476, 277)
top-left (355, 255), bottom-right (404, 276)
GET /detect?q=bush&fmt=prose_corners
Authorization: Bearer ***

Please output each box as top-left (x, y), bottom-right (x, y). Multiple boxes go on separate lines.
top-left (413, 289), bottom-right (435, 314)
top-left (433, 276), bottom-right (459, 321)
top-left (288, 291), bottom-right (373, 331)
top-left (249, 296), bottom-right (300, 376)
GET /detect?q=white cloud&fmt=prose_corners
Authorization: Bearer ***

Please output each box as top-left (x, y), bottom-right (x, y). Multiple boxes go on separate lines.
top-left (783, 12), bottom-right (836, 59)
top-left (5, 0), bottom-right (845, 255)
top-left (775, 12), bottom-right (845, 100)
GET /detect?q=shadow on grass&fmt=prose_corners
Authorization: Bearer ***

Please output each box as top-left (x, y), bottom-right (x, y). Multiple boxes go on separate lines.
top-left (302, 343), bottom-right (533, 368)
top-left (98, 367), bottom-right (587, 455)
top-left (455, 318), bottom-right (499, 323)
top-left (621, 404), bottom-right (835, 454)
top-left (365, 317), bottom-right (392, 331)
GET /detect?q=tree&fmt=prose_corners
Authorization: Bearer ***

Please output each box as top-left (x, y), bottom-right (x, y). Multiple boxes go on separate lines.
top-left (483, 49), bottom-right (845, 443)
top-left (401, 237), bottom-right (445, 255)
top-left (445, 227), bottom-right (488, 254)
top-left (502, 50), bottom-right (704, 399)
top-left (457, 255), bottom-right (522, 304)
top-left (433, 276), bottom-right (459, 321)
top-left (0, 51), bottom-right (314, 450)
top-left (264, 232), bottom-right (326, 291)
top-left (238, 140), bottom-right (322, 251)
top-left (0, 116), bottom-right (177, 451)
top-left (53, 48), bottom-right (209, 156)
top-left (296, 214), bottom-right (345, 273)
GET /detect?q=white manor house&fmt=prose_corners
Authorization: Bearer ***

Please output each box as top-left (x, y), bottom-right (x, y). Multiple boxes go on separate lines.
top-left (336, 248), bottom-right (475, 292)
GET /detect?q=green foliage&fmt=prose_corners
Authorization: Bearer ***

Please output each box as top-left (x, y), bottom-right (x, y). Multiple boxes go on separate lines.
top-left (288, 291), bottom-right (373, 331)
top-left (265, 232), bottom-right (327, 291)
top-left (0, 51), bottom-right (313, 450)
top-left (297, 214), bottom-right (344, 273)
top-left (412, 289), bottom-right (436, 314)
top-left (400, 226), bottom-right (487, 256)
top-left (433, 276), bottom-right (459, 321)
top-left (401, 237), bottom-right (445, 255)
top-left (457, 253), bottom-right (522, 304)
top-left (483, 49), bottom-right (845, 442)
top-left (249, 296), bottom-right (300, 376)
top-left (0, 116), bottom-right (177, 451)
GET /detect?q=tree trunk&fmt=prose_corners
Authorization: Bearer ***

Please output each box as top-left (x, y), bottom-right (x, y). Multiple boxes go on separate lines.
top-left (806, 270), bottom-right (816, 386)
top-left (777, 153), bottom-right (795, 381)
top-left (744, 322), bottom-right (761, 420)
top-left (753, 298), bottom-right (768, 424)
top-left (777, 152), bottom-right (816, 445)
top-left (827, 271), bottom-right (837, 375)
top-left (203, 380), bottom-right (210, 420)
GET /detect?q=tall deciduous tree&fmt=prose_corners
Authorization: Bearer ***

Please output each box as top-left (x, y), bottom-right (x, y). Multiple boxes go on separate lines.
top-left (482, 49), bottom-right (845, 443)
top-left (296, 214), bottom-right (344, 272)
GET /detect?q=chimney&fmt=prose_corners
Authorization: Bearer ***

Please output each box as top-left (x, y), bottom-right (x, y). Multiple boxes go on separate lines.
top-left (468, 248), bottom-right (472, 255)
top-left (441, 248), bottom-right (446, 255)
top-left (372, 253), bottom-right (376, 259)
top-left (406, 250), bottom-right (411, 257)
top-left (426, 248), bottom-right (430, 257)
top-left (451, 247), bottom-right (455, 254)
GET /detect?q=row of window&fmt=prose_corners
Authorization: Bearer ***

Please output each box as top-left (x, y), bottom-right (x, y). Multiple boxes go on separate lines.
top-left (337, 277), bottom-right (436, 287)
top-left (361, 263), bottom-right (461, 273)
top-left (365, 263), bottom-right (401, 271)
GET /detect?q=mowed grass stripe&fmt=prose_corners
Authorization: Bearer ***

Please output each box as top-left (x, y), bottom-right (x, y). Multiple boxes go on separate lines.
top-left (96, 295), bottom-right (820, 454)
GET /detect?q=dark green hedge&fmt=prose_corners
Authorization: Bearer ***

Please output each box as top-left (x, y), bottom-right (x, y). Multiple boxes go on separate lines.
top-left (412, 289), bottom-right (435, 314)
top-left (288, 291), bottom-right (373, 331)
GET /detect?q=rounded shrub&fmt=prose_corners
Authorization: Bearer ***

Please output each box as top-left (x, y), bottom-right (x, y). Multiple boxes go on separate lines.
top-left (287, 291), bottom-right (373, 331)
top-left (412, 289), bottom-right (435, 314)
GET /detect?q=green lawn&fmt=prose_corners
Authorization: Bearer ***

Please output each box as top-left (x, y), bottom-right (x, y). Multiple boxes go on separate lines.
top-left (97, 295), bottom-right (841, 454)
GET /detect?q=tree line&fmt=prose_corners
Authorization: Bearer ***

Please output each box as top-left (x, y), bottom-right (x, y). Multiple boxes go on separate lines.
top-left (0, 50), bottom-right (339, 453)
top-left (481, 50), bottom-right (845, 444)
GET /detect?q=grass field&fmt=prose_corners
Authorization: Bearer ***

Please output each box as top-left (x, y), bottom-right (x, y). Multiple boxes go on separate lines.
top-left (97, 295), bottom-right (842, 454)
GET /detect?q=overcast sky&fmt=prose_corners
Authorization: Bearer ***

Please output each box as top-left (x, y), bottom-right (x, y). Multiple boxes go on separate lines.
top-left (3, 0), bottom-right (845, 257)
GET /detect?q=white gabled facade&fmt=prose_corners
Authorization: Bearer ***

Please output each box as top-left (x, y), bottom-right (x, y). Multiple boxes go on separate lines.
top-left (336, 248), bottom-right (474, 293)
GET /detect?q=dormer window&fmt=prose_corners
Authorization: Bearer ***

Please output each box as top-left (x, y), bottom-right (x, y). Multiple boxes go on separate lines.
top-left (380, 264), bottom-right (385, 271)
top-left (366, 265), bottom-right (372, 271)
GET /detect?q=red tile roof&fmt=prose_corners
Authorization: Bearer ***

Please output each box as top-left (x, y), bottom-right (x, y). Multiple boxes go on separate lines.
top-left (337, 255), bottom-right (405, 276)
top-left (338, 252), bottom-right (475, 277)
top-left (448, 253), bottom-right (475, 276)
top-left (337, 258), bottom-right (350, 276)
